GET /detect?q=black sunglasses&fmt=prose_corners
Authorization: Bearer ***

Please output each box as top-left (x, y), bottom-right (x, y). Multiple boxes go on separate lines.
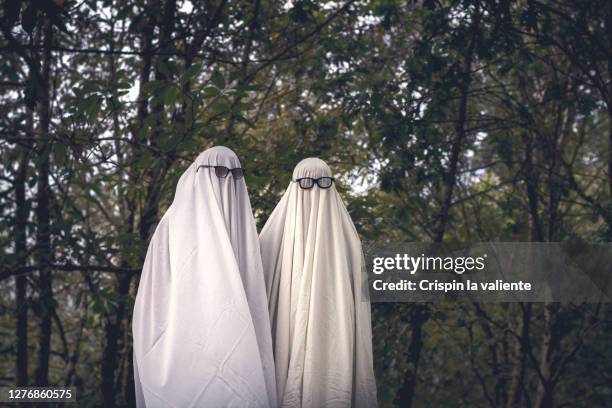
top-left (197, 165), bottom-right (245, 179)
top-left (294, 177), bottom-right (334, 189)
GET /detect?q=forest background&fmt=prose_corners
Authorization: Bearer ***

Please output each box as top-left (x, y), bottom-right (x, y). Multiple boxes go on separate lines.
top-left (0, 0), bottom-right (611, 406)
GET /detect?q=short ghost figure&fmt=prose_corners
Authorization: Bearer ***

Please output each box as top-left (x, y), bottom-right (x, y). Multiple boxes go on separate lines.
top-left (260, 158), bottom-right (378, 408)
top-left (132, 146), bottom-right (277, 408)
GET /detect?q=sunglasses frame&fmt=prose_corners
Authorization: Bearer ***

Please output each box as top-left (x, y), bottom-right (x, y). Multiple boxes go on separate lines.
top-left (197, 165), bottom-right (246, 179)
top-left (294, 177), bottom-right (335, 189)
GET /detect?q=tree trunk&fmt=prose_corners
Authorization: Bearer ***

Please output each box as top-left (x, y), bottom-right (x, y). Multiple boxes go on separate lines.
top-left (608, 106), bottom-right (612, 241)
top-left (124, 326), bottom-right (136, 406)
top-left (15, 141), bottom-right (29, 386)
top-left (224, 0), bottom-right (260, 140)
top-left (534, 303), bottom-right (560, 408)
top-left (396, 9), bottom-right (481, 407)
top-left (507, 303), bottom-right (531, 408)
top-left (522, 132), bottom-right (544, 242)
top-left (606, 5), bottom-right (612, 231)
top-left (433, 10), bottom-right (480, 242)
top-left (101, 1), bottom-right (176, 404)
top-left (101, 273), bottom-right (133, 407)
top-left (395, 308), bottom-right (427, 408)
top-left (33, 17), bottom-right (54, 387)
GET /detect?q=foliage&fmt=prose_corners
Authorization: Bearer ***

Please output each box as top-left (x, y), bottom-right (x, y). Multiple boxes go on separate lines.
top-left (1, 0), bottom-right (611, 406)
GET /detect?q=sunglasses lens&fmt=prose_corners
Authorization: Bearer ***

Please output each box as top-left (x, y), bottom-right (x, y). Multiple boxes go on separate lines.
top-left (231, 168), bottom-right (244, 179)
top-left (318, 177), bottom-right (333, 188)
top-left (215, 166), bottom-right (229, 178)
top-left (299, 178), bottom-right (314, 189)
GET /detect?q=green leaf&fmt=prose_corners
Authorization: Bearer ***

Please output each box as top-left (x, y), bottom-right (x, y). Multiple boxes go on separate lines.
top-left (203, 86), bottom-right (220, 97)
top-left (236, 114), bottom-right (255, 129)
top-left (211, 70), bottom-right (225, 89)
top-left (182, 63), bottom-right (203, 83)
top-left (81, 81), bottom-right (101, 94)
top-left (142, 80), bottom-right (164, 95)
top-left (163, 86), bottom-right (180, 105)
top-left (115, 80), bottom-right (132, 91)
top-left (82, 95), bottom-right (103, 123)
top-left (236, 101), bottom-right (256, 111)
top-left (156, 59), bottom-right (173, 78)
top-left (211, 95), bottom-right (231, 113)
top-left (53, 143), bottom-right (68, 165)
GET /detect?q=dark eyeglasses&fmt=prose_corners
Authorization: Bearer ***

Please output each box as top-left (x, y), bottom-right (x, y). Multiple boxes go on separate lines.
top-left (294, 177), bottom-right (334, 189)
top-left (197, 165), bottom-right (245, 179)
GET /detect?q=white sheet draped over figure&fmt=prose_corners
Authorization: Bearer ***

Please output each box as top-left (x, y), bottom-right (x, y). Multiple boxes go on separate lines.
top-left (260, 158), bottom-right (378, 408)
top-left (132, 146), bottom-right (277, 408)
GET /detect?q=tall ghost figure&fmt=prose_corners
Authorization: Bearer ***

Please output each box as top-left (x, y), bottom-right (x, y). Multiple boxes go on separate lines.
top-left (260, 158), bottom-right (378, 408)
top-left (132, 146), bottom-right (277, 407)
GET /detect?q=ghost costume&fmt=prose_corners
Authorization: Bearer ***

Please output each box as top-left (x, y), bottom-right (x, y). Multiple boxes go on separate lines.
top-left (132, 146), bottom-right (277, 407)
top-left (260, 158), bottom-right (377, 408)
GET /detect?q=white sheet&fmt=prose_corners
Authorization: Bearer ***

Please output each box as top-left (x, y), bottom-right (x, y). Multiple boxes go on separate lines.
top-left (260, 158), bottom-right (378, 408)
top-left (132, 146), bottom-right (277, 407)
